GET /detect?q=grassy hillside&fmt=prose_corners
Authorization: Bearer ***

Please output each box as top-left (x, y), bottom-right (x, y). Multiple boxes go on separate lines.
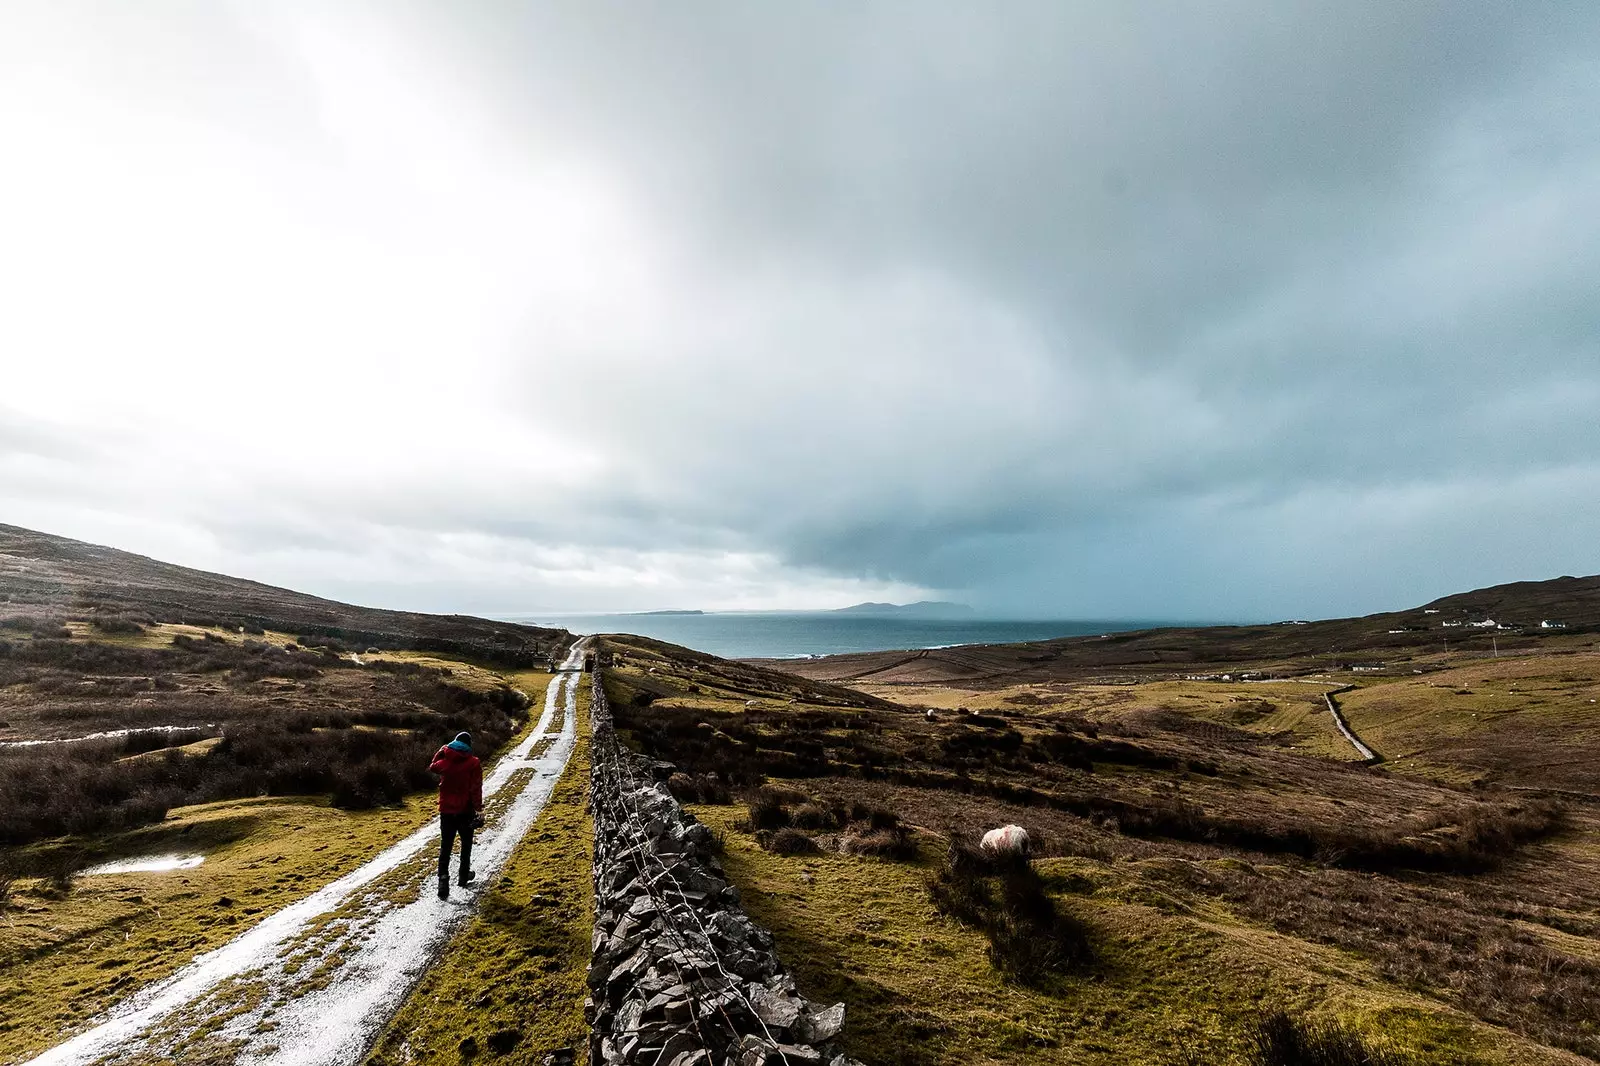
top-left (603, 632), bottom-right (1600, 1065)
top-left (0, 527), bottom-right (581, 1062)
top-left (0, 523), bottom-right (568, 667)
top-left (761, 572), bottom-right (1600, 688)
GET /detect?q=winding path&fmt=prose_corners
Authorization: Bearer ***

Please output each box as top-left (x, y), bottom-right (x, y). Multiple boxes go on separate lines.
top-left (25, 640), bottom-right (589, 1066)
top-left (1323, 685), bottom-right (1379, 763)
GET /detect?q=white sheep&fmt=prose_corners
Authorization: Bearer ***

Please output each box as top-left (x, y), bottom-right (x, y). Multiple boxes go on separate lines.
top-left (924, 708), bottom-right (936, 721)
top-left (980, 824), bottom-right (1031, 857)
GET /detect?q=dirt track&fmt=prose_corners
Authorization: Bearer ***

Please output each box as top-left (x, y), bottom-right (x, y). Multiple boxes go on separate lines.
top-left (24, 642), bottom-right (588, 1066)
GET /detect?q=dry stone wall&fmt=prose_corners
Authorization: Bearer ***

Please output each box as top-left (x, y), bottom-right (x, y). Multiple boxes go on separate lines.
top-left (587, 669), bottom-right (862, 1066)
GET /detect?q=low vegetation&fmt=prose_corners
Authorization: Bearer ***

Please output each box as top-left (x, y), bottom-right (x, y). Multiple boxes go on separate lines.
top-left (0, 633), bottom-right (530, 846)
top-left (608, 633), bottom-right (1600, 1064)
top-left (1248, 1011), bottom-right (1410, 1066)
top-left (926, 836), bottom-right (1092, 985)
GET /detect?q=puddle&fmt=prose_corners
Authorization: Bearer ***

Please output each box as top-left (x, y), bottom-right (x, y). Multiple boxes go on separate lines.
top-left (82, 854), bottom-right (205, 876)
top-left (0, 725), bottom-right (216, 749)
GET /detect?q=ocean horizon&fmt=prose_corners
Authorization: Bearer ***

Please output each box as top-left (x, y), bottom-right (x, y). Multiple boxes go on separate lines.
top-left (505, 611), bottom-right (1234, 660)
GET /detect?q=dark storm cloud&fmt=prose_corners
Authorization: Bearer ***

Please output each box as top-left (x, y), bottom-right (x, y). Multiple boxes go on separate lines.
top-left (417, 0), bottom-right (1600, 613)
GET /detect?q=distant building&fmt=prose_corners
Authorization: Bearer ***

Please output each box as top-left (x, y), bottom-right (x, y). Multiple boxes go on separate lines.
top-left (1541, 620), bottom-right (1568, 629)
top-left (1470, 619), bottom-right (1497, 628)
top-left (1441, 621), bottom-right (1463, 628)
top-left (1423, 609), bottom-right (1441, 614)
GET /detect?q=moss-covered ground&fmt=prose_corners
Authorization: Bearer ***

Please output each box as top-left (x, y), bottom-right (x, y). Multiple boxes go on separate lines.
top-left (364, 686), bottom-right (593, 1066)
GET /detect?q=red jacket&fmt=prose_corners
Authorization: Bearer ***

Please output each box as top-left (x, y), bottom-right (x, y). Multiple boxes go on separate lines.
top-left (429, 745), bottom-right (483, 815)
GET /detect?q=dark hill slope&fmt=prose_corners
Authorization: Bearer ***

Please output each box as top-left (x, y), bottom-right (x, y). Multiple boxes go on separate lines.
top-left (1422, 573), bottom-right (1600, 627)
top-left (764, 573), bottom-right (1600, 685)
top-left (0, 523), bottom-right (568, 665)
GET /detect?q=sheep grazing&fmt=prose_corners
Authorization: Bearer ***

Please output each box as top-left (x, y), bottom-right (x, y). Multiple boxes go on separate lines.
top-left (980, 824), bottom-right (1031, 857)
top-left (924, 708), bottom-right (937, 721)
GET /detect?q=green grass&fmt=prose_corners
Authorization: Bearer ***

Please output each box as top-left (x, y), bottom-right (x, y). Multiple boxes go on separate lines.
top-left (0, 794), bottom-right (438, 1063)
top-left (1338, 654), bottom-right (1600, 789)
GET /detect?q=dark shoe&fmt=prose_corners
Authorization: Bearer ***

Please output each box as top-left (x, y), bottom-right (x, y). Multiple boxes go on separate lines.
top-left (459, 870), bottom-right (476, 887)
top-left (438, 880), bottom-right (449, 900)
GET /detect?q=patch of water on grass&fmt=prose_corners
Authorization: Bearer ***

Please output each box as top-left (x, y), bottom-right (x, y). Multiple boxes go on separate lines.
top-left (0, 725), bottom-right (217, 749)
top-left (82, 854), bottom-right (205, 876)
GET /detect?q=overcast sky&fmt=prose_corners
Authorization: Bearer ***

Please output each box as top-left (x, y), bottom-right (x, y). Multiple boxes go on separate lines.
top-left (2, 2), bottom-right (1597, 619)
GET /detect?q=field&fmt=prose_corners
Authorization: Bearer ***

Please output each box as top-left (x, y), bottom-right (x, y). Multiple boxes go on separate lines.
top-left (603, 631), bottom-right (1600, 1065)
top-left (0, 525), bottom-right (581, 1065)
top-left (7, 522), bottom-right (1600, 1065)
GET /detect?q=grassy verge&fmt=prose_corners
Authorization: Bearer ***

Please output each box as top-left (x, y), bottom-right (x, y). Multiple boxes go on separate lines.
top-left (364, 685), bottom-right (593, 1066)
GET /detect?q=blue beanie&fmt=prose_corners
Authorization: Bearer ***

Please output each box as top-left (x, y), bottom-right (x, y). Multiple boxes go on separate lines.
top-left (448, 731), bottom-right (472, 752)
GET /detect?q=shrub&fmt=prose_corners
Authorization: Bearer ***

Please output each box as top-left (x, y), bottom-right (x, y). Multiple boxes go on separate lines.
top-left (667, 772), bottom-right (732, 805)
top-left (987, 860), bottom-right (1091, 982)
top-left (1248, 1010), bottom-right (1407, 1066)
top-left (43, 850), bottom-right (85, 897)
top-left (927, 835), bottom-right (1091, 984)
top-left (846, 802), bottom-right (903, 831)
top-left (842, 826), bottom-right (918, 860)
top-left (927, 837), bottom-right (994, 926)
top-left (790, 802), bottom-right (838, 830)
top-left (90, 615), bottom-right (144, 635)
top-left (745, 785), bottom-right (805, 830)
top-left (763, 828), bottom-right (820, 855)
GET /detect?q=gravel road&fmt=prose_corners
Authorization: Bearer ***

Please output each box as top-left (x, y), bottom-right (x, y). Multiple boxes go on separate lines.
top-left (25, 640), bottom-right (589, 1066)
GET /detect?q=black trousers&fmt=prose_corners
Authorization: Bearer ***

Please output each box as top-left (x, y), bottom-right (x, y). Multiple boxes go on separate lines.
top-left (438, 811), bottom-right (474, 885)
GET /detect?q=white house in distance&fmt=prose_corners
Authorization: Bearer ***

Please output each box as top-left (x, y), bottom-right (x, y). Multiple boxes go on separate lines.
top-left (1541, 620), bottom-right (1568, 629)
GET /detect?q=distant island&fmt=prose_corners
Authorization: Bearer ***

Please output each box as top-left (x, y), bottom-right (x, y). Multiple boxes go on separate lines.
top-left (830, 600), bottom-right (974, 618)
top-left (632, 609), bottom-right (706, 616)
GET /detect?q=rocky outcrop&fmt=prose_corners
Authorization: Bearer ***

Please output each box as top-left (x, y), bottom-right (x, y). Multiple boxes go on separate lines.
top-left (587, 671), bottom-right (861, 1066)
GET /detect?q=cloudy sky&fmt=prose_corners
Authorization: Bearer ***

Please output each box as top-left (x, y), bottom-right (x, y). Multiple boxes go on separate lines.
top-left (2, 2), bottom-right (1597, 619)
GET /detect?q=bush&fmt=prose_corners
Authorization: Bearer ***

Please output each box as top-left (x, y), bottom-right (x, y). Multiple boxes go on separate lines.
top-left (43, 850), bottom-right (85, 897)
top-left (90, 615), bottom-right (144, 635)
top-left (846, 802), bottom-right (903, 831)
top-left (790, 802), bottom-right (838, 830)
top-left (745, 785), bottom-right (804, 830)
top-left (1248, 1011), bottom-right (1407, 1066)
top-left (927, 835), bottom-right (1091, 984)
top-left (666, 772), bottom-right (733, 805)
top-left (986, 860), bottom-right (1091, 982)
top-left (763, 827), bottom-right (820, 855)
top-left (841, 826), bottom-right (918, 859)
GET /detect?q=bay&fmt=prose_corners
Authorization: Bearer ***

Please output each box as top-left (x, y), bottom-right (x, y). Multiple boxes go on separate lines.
top-left (506, 612), bottom-right (1223, 660)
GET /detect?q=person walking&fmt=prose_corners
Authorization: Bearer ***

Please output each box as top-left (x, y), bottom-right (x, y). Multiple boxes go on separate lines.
top-left (429, 731), bottom-right (483, 899)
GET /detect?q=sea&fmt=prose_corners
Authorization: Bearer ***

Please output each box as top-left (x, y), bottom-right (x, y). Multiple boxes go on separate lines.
top-left (507, 612), bottom-right (1213, 661)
